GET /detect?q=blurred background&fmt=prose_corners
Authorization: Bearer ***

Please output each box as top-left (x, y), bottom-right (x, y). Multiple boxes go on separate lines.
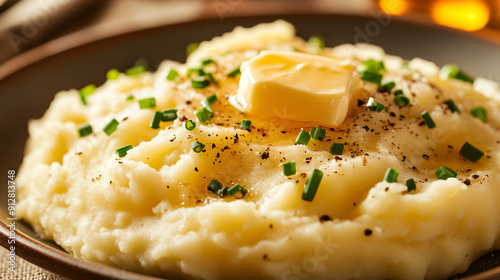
top-left (0, 0), bottom-right (499, 65)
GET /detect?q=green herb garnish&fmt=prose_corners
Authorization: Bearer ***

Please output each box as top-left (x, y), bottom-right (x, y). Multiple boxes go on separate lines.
top-left (78, 124), bottom-right (93, 137)
top-left (302, 169), bottom-right (323, 202)
top-left (190, 141), bottom-right (205, 153)
top-left (103, 119), bottom-right (119, 136)
top-left (295, 131), bottom-right (311, 146)
top-left (116, 144), bottom-right (133, 157)
top-left (283, 162), bottom-right (296, 176)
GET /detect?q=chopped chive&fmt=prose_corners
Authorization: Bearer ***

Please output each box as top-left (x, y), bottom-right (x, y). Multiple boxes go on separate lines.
top-left (308, 36), bottom-right (325, 49)
top-left (302, 169), bottom-right (323, 202)
top-left (379, 81), bottom-right (395, 93)
top-left (205, 94), bottom-right (217, 105)
top-left (360, 71), bottom-right (383, 85)
top-left (125, 65), bottom-right (146, 76)
top-left (471, 107), bottom-right (487, 122)
top-left (150, 111), bottom-right (163, 129)
top-left (78, 124), bottom-right (93, 137)
top-left (440, 64), bottom-right (474, 84)
top-left (283, 162), bottom-right (296, 176)
top-left (295, 131), bottom-right (311, 145)
top-left (186, 68), bottom-right (205, 77)
top-left (138, 97), bottom-right (156, 109)
top-left (103, 119), bottom-right (119, 136)
top-left (366, 97), bottom-right (385, 112)
top-left (421, 111), bottom-right (436, 129)
top-left (217, 186), bottom-right (228, 197)
top-left (162, 109), bottom-right (178, 122)
top-left (207, 179), bottom-right (223, 194)
top-left (116, 144), bottom-right (133, 157)
top-left (79, 84), bottom-right (96, 105)
top-left (362, 59), bottom-right (386, 73)
top-left (196, 107), bottom-right (212, 124)
top-left (106, 69), bottom-right (120, 80)
top-left (406, 179), bottom-right (416, 192)
top-left (240, 119), bottom-right (251, 130)
top-left (459, 142), bottom-right (484, 162)
top-left (201, 58), bottom-right (214, 66)
top-left (383, 168), bottom-right (399, 183)
top-left (190, 141), bottom-right (205, 153)
top-left (228, 183), bottom-right (248, 198)
top-left (395, 95), bottom-right (410, 107)
top-left (166, 69), bottom-right (179, 81)
top-left (435, 166), bottom-right (457, 180)
top-left (228, 67), bottom-right (241, 77)
top-left (310, 127), bottom-right (326, 141)
top-left (401, 60), bottom-right (409, 69)
top-left (444, 99), bottom-right (460, 113)
top-left (330, 143), bottom-right (344, 155)
top-left (186, 42), bottom-right (200, 56)
top-left (206, 73), bottom-right (218, 85)
top-left (126, 95), bottom-right (135, 101)
top-left (191, 77), bottom-right (210, 89)
top-left (393, 89), bottom-right (403, 96)
top-left (185, 120), bottom-right (196, 131)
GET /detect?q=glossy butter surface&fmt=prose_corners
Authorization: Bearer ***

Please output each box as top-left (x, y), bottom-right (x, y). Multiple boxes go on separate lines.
top-left (230, 50), bottom-right (356, 126)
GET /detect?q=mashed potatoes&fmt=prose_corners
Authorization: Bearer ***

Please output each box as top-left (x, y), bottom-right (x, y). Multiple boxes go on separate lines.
top-left (16, 20), bottom-right (500, 280)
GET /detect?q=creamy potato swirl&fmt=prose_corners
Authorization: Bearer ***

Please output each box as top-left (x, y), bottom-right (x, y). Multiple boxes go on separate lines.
top-left (17, 20), bottom-right (500, 280)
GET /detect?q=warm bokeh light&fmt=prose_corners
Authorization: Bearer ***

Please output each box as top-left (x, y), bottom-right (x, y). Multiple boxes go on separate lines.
top-left (379, 0), bottom-right (408, 15)
top-left (431, 0), bottom-right (490, 31)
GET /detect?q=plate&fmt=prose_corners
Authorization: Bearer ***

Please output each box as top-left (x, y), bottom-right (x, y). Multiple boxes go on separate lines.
top-left (1, 12), bottom-right (500, 280)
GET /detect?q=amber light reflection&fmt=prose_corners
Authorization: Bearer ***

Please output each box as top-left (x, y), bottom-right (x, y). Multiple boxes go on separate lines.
top-left (379, 0), bottom-right (491, 32)
top-left (379, 0), bottom-right (409, 16)
top-left (431, 0), bottom-right (490, 31)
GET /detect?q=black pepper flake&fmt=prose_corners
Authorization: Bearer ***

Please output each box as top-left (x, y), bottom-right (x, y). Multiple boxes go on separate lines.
top-left (362, 125), bottom-right (370, 131)
top-left (389, 112), bottom-right (396, 117)
top-left (194, 167), bottom-right (199, 172)
top-left (281, 131), bottom-right (287, 134)
top-left (186, 100), bottom-right (192, 105)
top-left (357, 99), bottom-right (365, 107)
top-left (418, 121), bottom-right (426, 126)
top-left (261, 151), bottom-right (270, 159)
top-left (300, 173), bottom-right (307, 178)
top-left (263, 254), bottom-right (269, 261)
top-left (464, 179), bottom-right (471, 186)
top-left (472, 174), bottom-right (480, 179)
top-left (422, 154), bottom-right (430, 160)
top-left (448, 145), bottom-right (453, 149)
top-left (234, 133), bottom-right (239, 144)
top-left (385, 187), bottom-right (389, 192)
top-left (122, 117), bottom-right (128, 121)
top-left (402, 156), bottom-right (406, 162)
top-left (269, 224), bottom-right (273, 229)
top-left (364, 229), bottom-right (373, 236)
top-left (212, 143), bottom-right (216, 149)
top-left (216, 153), bottom-right (220, 158)
top-left (76, 152), bottom-right (83, 155)
top-left (319, 214), bottom-right (332, 223)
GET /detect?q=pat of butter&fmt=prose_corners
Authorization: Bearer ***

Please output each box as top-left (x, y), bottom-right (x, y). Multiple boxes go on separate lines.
top-left (230, 50), bottom-right (356, 127)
